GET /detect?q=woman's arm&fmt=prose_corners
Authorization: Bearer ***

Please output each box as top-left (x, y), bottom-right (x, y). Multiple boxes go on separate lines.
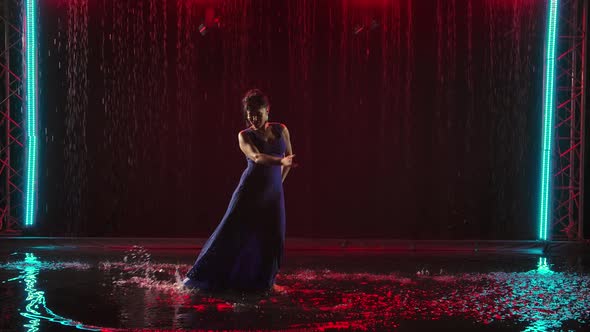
top-left (280, 124), bottom-right (294, 183)
top-left (238, 131), bottom-right (294, 166)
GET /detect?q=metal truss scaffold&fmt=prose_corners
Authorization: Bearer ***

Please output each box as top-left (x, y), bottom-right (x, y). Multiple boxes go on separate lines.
top-left (0, 0), bottom-right (24, 235)
top-left (551, 0), bottom-right (588, 240)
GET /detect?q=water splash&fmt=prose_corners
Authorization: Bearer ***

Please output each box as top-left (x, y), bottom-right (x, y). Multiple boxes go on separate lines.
top-left (99, 246), bottom-right (191, 295)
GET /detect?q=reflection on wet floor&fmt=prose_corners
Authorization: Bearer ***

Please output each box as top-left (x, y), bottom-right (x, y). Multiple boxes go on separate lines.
top-left (1, 245), bottom-right (590, 331)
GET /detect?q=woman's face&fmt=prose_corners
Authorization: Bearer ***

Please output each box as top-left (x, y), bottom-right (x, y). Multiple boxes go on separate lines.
top-left (247, 106), bottom-right (269, 129)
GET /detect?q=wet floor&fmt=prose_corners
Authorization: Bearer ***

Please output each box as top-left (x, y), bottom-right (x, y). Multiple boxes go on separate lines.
top-left (1, 241), bottom-right (590, 331)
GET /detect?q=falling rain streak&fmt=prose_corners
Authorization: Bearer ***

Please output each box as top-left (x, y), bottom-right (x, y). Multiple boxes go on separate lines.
top-left (64, 0), bottom-right (89, 234)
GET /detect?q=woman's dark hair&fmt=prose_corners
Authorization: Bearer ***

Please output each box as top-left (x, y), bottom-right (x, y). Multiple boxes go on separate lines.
top-left (242, 89), bottom-right (270, 125)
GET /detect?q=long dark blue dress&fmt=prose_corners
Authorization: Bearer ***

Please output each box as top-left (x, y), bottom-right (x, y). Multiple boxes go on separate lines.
top-left (184, 123), bottom-right (286, 291)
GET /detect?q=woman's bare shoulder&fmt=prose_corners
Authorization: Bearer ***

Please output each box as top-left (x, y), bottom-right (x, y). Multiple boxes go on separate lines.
top-left (238, 128), bottom-right (252, 139)
top-left (270, 122), bottom-right (288, 130)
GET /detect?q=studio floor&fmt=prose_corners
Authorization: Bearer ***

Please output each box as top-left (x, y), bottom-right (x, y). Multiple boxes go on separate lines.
top-left (1, 238), bottom-right (590, 331)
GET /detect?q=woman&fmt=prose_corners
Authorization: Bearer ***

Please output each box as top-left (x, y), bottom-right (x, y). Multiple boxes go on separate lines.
top-left (183, 89), bottom-right (295, 292)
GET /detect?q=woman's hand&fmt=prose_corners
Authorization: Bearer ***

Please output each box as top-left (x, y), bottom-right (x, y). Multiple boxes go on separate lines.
top-left (280, 154), bottom-right (295, 167)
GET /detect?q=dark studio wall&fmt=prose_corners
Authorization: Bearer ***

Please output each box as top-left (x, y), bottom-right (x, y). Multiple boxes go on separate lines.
top-left (36, 0), bottom-right (547, 239)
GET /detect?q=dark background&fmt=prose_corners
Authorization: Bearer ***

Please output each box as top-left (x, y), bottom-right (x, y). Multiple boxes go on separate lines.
top-left (33, 0), bottom-right (567, 239)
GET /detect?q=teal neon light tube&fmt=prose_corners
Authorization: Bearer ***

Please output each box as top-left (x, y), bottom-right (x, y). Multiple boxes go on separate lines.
top-left (539, 0), bottom-right (559, 240)
top-left (24, 0), bottom-right (38, 227)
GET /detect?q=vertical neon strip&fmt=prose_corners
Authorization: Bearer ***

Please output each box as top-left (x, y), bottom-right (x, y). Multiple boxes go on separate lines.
top-left (24, 0), bottom-right (37, 226)
top-left (539, 0), bottom-right (559, 240)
